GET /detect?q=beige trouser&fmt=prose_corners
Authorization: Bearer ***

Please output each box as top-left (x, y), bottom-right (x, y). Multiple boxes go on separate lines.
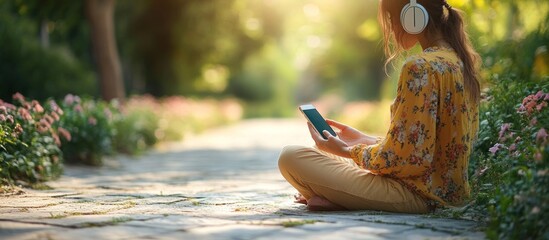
top-left (278, 145), bottom-right (430, 213)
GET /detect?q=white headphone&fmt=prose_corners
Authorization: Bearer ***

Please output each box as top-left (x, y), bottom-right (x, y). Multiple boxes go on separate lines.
top-left (400, 0), bottom-right (429, 34)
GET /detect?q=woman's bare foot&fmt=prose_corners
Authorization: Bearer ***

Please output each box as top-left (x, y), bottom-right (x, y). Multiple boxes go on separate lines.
top-left (306, 196), bottom-right (346, 211)
top-left (294, 193), bottom-right (307, 205)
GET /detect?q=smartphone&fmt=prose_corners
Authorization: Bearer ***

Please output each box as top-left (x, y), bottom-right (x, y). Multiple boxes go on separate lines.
top-left (299, 104), bottom-right (337, 140)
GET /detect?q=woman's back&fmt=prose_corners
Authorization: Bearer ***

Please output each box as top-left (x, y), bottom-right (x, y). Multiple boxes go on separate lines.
top-left (381, 46), bottom-right (479, 207)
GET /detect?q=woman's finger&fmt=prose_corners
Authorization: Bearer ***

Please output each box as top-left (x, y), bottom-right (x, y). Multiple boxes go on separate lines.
top-left (326, 119), bottom-right (347, 130)
top-left (323, 130), bottom-right (335, 138)
top-left (307, 122), bottom-right (323, 143)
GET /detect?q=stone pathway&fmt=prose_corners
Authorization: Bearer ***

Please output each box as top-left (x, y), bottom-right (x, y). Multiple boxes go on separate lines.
top-left (0, 119), bottom-right (484, 239)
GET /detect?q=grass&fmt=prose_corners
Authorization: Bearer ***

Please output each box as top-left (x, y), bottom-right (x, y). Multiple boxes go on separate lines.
top-left (0, 184), bottom-right (25, 195)
top-left (187, 197), bottom-right (201, 206)
top-left (78, 217), bottom-right (133, 228)
top-left (49, 212), bottom-right (67, 219)
top-left (234, 207), bottom-right (250, 212)
top-left (46, 201), bottom-right (136, 219)
top-left (29, 183), bottom-right (53, 190)
top-left (281, 219), bottom-right (319, 228)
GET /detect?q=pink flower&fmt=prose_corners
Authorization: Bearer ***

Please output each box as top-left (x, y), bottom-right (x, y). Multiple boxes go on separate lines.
top-left (44, 115), bottom-right (54, 124)
top-left (88, 117), bottom-right (97, 126)
top-left (530, 117), bottom-right (538, 126)
top-left (537, 101), bottom-right (547, 111)
top-left (517, 105), bottom-right (526, 113)
top-left (526, 100), bottom-right (537, 113)
top-left (499, 123), bottom-right (511, 140)
top-left (58, 127), bottom-right (71, 141)
top-left (509, 144), bottom-right (516, 151)
top-left (0, 106), bottom-right (6, 114)
top-left (52, 132), bottom-right (61, 146)
top-left (23, 102), bottom-right (32, 110)
top-left (6, 115), bottom-right (14, 124)
top-left (49, 100), bottom-right (63, 115)
top-left (36, 119), bottom-right (51, 133)
top-left (0, 114), bottom-right (6, 122)
top-left (489, 143), bottom-right (504, 154)
top-left (12, 92), bottom-right (25, 102)
top-left (534, 91), bottom-right (544, 100)
top-left (18, 108), bottom-right (32, 121)
top-left (74, 104), bottom-right (83, 113)
top-left (518, 92), bottom-right (548, 115)
top-left (31, 100), bottom-right (44, 113)
top-left (51, 112), bottom-right (60, 121)
top-left (64, 94), bottom-right (81, 105)
top-left (536, 128), bottom-right (547, 143)
top-left (64, 94), bottom-right (75, 105)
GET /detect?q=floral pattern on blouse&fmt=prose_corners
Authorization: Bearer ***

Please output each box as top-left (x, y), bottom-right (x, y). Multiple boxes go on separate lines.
top-left (350, 46), bottom-right (479, 208)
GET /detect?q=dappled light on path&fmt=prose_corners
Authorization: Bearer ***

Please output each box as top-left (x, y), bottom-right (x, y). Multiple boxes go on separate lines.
top-left (0, 119), bottom-right (484, 239)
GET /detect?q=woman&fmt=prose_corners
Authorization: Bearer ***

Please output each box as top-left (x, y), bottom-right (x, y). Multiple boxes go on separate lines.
top-left (278, 0), bottom-right (481, 213)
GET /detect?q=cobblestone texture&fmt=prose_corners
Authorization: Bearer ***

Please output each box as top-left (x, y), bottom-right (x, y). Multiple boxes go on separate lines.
top-left (0, 119), bottom-right (485, 239)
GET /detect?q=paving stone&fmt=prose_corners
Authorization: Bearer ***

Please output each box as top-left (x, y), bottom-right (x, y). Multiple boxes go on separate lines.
top-left (187, 224), bottom-right (283, 239)
top-left (0, 196), bottom-right (65, 208)
top-left (51, 225), bottom-right (176, 240)
top-left (0, 119), bottom-right (485, 239)
top-left (0, 221), bottom-right (59, 240)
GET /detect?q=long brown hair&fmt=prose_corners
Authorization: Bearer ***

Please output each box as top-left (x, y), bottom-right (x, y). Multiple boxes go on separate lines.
top-left (379, 0), bottom-right (481, 103)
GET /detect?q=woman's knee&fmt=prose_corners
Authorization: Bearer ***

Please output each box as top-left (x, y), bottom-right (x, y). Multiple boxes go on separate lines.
top-left (278, 145), bottom-right (309, 171)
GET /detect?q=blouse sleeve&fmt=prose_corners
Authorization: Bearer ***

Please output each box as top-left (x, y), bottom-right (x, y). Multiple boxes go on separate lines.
top-left (350, 58), bottom-right (437, 178)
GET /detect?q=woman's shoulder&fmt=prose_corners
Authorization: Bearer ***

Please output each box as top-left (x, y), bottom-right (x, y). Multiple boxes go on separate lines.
top-left (402, 47), bottom-right (462, 75)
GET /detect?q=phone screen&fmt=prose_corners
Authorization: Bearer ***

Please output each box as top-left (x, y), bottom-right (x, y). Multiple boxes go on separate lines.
top-left (300, 104), bottom-right (337, 139)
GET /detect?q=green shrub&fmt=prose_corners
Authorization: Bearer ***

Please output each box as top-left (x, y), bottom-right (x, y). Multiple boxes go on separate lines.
top-left (0, 93), bottom-right (64, 184)
top-left (113, 95), bottom-right (159, 155)
top-left (149, 96), bottom-right (243, 142)
top-left (56, 95), bottom-right (118, 166)
top-left (470, 77), bottom-right (548, 239)
top-left (0, 3), bottom-right (96, 101)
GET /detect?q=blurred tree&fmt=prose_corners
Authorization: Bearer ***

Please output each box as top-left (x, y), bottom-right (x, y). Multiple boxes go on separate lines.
top-left (0, 0), bottom-right (125, 101)
top-left (2, 0), bottom-right (547, 111)
top-left (300, 0), bottom-right (385, 101)
top-left (85, 0), bottom-right (125, 101)
top-left (123, 0), bottom-right (277, 97)
top-left (0, 0), bottom-right (96, 101)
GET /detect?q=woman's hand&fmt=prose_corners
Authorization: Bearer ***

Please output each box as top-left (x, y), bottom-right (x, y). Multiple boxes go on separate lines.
top-left (307, 122), bottom-right (352, 158)
top-left (326, 119), bottom-right (379, 146)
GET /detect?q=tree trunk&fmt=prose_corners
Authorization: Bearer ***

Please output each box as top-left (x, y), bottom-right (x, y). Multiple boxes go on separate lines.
top-left (40, 19), bottom-right (49, 48)
top-left (85, 0), bottom-right (125, 101)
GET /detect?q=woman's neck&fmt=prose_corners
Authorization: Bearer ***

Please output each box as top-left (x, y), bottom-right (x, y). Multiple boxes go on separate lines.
top-left (418, 31), bottom-right (451, 50)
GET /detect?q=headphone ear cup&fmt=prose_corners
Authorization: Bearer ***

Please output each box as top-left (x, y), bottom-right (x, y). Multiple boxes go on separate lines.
top-left (400, 2), bottom-right (429, 34)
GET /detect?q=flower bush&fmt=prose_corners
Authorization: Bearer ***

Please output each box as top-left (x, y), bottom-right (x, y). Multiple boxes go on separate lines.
top-left (0, 93), bottom-right (65, 184)
top-left (1, 93), bottom-right (243, 184)
top-left (116, 95), bottom-right (243, 145)
top-left (56, 94), bottom-right (243, 162)
top-left (55, 94), bottom-right (119, 166)
top-left (112, 95), bottom-right (159, 155)
top-left (470, 77), bottom-right (548, 239)
top-left (154, 96), bottom-right (243, 141)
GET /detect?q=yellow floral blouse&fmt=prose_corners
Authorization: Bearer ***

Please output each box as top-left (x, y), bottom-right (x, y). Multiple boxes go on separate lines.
top-left (350, 46), bottom-right (479, 208)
